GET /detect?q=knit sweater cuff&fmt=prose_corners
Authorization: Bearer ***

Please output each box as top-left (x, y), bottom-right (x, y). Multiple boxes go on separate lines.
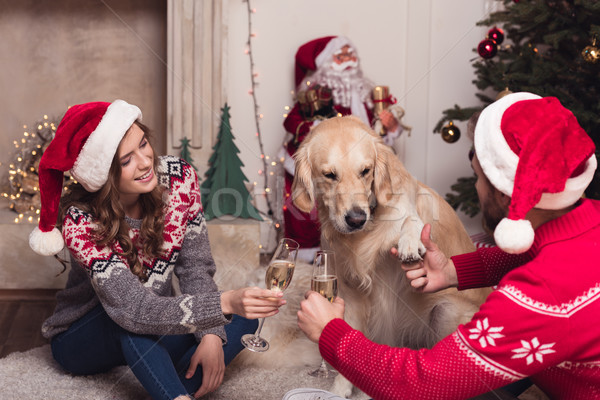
top-left (319, 318), bottom-right (354, 366)
top-left (452, 251), bottom-right (486, 290)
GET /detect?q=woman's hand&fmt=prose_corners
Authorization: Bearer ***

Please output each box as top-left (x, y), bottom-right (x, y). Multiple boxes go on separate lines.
top-left (297, 291), bottom-right (345, 343)
top-left (186, 334), bottom-right (224, 398)
top-left (221, 287), bottom-right (286, 319)
top-left (392, 224), bottom-right (458, 292)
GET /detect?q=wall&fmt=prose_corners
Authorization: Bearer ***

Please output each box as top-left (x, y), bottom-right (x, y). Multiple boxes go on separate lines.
top-left (0, 0), bottom-right (167, 192)
top-left (224, 0), bottom-right (497, 235)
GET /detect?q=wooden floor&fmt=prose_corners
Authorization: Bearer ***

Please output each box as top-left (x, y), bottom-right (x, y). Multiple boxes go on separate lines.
top-left (0, 289), bottom-right (57, 359)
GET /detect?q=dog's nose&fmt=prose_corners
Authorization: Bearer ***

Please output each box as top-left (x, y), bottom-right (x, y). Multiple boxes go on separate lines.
top-left (345, 208), bottom-right (367, 230)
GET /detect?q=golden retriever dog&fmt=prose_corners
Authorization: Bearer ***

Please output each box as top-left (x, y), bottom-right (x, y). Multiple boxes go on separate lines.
top-left (292, 116), bottom-right (489, 397)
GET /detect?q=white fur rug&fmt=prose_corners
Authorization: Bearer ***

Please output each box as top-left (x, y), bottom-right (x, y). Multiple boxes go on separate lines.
top-left (0, 252), bottom-right (370, 400)
top-left (0, 343), bottom-right (365, 400)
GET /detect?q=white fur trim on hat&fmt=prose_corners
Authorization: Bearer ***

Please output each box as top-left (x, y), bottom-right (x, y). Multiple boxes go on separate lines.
top-left (494, 217), bottom-right (535, 254)
top-left (537, 155), bottom-right (597, 210)
top-left (29, 226), bottom-right (64, 256)
top-left (315, 36), bottom-right (354, 69)
top-left (474, 92), bottom-right (541, 197)
top-left (71, 99), bottom-right (142, 192)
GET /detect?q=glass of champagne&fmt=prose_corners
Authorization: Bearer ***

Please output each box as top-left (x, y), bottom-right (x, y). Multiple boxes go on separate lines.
top-left (241, 238), bottom-right (299, 352)
top-left (308, 250), bottom-right (338, 378)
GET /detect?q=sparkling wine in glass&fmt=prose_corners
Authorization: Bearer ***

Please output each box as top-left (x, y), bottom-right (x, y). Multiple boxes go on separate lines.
top-left (241, 238), bottom-right (299, 352)
top-left (308, 250), bottom-right (338, 377)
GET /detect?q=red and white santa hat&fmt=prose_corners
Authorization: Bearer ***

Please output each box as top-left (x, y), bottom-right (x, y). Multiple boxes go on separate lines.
top-left (29, 99), bottom-right (142, 256)
top-left (294, 35), bottom-right (355, 88)
top-left (475, 92), bottom-right (597, 254)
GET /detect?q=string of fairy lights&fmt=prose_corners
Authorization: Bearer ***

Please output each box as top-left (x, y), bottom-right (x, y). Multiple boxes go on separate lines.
top-left (1, 115), bottom-right (60, 224)
top-left (244, 0), bottom-right (288, 244)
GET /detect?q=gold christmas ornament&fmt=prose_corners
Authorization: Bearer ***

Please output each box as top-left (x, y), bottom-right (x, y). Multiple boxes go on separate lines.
top-left (441, 121), bottom-right (461, 143)
top-left (582, 38), bottom-right (599, 64)
top-left (496, 87), bottom-right (513, 100)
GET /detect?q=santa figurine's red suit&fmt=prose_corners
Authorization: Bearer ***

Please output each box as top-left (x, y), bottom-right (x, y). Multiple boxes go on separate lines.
top-left (280, 36), bottom-right (408, 261)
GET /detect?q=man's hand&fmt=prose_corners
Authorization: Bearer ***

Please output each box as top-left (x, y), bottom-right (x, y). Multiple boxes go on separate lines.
top-left (297, 291), bottom-right (345, 343)
top-left (187, 334), bottom-right (224, 398)
top-left (221, 287), bottom-right (286, 319)
top-left (392, 224), bottom-right (458, 292)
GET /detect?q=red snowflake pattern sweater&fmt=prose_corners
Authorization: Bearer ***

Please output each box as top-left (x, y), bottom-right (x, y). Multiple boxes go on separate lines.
top-left (319, 199), bottom-right (600, 399)
top-left (42, 156), bottom-right (230, 342)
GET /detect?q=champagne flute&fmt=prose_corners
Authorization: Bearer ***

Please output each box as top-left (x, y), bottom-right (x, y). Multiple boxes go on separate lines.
top-left (241, 238), bottom-right (299, 352)
top-left (308, 250), bottom-right (338, 378)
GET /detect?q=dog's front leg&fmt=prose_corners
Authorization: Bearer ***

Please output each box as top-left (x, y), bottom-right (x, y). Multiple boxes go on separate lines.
top-left (395, 214), bottom-right (426, 263)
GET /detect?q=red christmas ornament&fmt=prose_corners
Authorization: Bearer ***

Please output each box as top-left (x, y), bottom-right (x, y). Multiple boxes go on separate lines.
top-left (488, 27), bottom-right (504, 45)
top-left (478, 38), bottom-right (498, 59)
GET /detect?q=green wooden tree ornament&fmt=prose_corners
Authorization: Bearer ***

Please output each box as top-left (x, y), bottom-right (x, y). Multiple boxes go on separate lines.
top-left (201, 103), bottom-right (263, 221)
top-left (179, 136), bottom-right (198, 171)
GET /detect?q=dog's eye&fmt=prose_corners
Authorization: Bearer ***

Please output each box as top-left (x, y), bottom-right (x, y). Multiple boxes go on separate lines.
top-left (360, 168), bottom-right (371, 177)
top-left (324, 172), bottom-right (337, 180)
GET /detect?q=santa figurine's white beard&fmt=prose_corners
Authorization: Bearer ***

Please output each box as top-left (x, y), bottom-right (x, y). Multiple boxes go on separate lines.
top-left (300, 62), bottom-right (374, 109)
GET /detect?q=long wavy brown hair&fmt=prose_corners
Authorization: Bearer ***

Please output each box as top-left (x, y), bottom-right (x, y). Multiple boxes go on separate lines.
top-left (57, 121), bottom-right (166, 281)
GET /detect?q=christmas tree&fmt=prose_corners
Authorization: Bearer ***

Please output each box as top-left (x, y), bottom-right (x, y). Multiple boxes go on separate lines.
top-left (2, 115), bottom-right (63, 223)
top-left (436, 0), bottom-right (600, 216)
top-left (179, 137), bottom-right (198, 171)
top-left (201, 103), bottom-right (263, 221)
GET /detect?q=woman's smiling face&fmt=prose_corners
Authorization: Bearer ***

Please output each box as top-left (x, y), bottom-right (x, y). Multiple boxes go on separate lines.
top-left (116, 123), bottom-right (158, 202)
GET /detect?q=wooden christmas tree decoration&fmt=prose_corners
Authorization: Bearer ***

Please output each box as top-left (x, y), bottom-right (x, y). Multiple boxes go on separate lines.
top-left (179, 137), bottom-right (198, 171)
top-left (201, 103), bottom-right (262, 221)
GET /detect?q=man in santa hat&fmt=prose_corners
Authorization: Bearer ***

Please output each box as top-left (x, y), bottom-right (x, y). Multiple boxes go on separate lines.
top-left (280, 36), bottom-right (408, 262)
top-left (291, 92), bottom-right (600, 399)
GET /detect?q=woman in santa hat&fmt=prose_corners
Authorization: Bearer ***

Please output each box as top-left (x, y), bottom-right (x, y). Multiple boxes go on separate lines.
top-left (30, 100), bottom-right (286, 400)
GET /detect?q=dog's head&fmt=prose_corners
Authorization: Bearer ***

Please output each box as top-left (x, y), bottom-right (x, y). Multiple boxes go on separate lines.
top-left (292, 116), bottom-right (395, 235)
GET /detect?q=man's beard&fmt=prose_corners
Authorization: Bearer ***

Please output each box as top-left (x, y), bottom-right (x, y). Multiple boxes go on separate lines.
top-left (481, 197), bottom-right (507, 235)
top-left (306, 63), bottom-right (374, 109)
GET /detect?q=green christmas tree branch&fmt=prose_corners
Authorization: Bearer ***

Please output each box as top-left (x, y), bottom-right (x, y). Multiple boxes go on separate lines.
top-left (438, 0), bottom-right (600, 216)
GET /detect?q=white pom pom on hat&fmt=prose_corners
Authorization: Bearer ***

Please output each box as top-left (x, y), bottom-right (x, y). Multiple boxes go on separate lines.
top-left (475, 92), bottom-right (596, 254)
top-left (29, 100), bottom-right (142, 256)
top-left (493, 218), bottom-right (535, 255)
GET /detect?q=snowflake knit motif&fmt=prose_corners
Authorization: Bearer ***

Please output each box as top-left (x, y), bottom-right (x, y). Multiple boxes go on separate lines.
top-left (511, 337), bottom-right (556, 365)
top-left (468, 317), bottom-right (505, 348)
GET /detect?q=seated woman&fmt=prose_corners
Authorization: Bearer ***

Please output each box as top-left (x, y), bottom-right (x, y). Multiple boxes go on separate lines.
top-left (29, 100), bottom-right (285, 400)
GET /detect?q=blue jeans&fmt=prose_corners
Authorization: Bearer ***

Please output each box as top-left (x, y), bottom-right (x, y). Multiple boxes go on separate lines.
top-left (51, 304), bottom-right (257, 400)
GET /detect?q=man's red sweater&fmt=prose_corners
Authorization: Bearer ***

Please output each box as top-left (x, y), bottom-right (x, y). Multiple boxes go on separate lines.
top-left (319, 199), bottom-right (600, 399)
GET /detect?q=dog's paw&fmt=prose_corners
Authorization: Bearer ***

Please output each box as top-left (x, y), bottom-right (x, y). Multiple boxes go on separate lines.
top-left (395, 236), bottom-right (425, 264)
top-left (331, 375), bottom-right (354, 398)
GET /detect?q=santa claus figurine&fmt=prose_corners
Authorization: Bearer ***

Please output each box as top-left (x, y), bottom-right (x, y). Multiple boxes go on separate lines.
top-left (280, 35), bottom-right (408, 262)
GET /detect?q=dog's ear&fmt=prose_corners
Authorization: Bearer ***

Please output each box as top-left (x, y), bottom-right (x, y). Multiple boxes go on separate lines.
top-left (373, 141), bottom-right (394, 205)
top-left (291, 144), bottom-right (315, 213)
